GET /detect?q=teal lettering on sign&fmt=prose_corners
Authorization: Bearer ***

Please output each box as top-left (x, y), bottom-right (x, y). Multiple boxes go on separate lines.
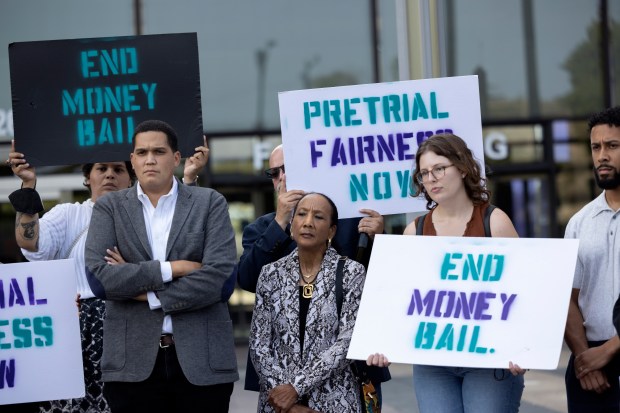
top-left (60, 45), bottom-right (159, 150)
top-left (414, 322), bottom-right (492, 354)
top-left (373, 172), bottom-right (392, 200)
top-left (62, 84), bottom-right (157, 116)
top-left (0, 316), bottom-right (54, 350)
top-left (302, 92), bottom-right (449, 129)
top-left (350, 174), bottom-right (368, 202)
top-left (81, 48), bottom-right (138, 78)
top-left (349, 171), bottom-right (412, 202)
top-left (441, 252), bottom-right (505, 281)
top-left (77, 117), bottom-right (135, 146)
top-left (0, 320), bottom-right (9, 350)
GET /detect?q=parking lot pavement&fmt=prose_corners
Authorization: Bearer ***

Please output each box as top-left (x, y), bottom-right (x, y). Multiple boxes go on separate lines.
top-left (230, 343), bottom-right (570, 412)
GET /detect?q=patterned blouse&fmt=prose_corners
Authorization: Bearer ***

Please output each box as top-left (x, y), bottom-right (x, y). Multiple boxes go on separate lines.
top-left (250, 247), bottom-right (365, 413)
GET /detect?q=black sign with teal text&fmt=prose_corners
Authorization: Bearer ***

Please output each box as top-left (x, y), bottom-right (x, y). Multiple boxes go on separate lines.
top-left (9, 33), bottom-right (202, 166)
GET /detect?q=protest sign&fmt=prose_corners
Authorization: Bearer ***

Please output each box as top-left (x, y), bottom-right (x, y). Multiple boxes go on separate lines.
top-left (9, 33), bottom-right (202, 166)
top-left (278, 75), bottom-right (483, 218)
top-left (347, 235), bottom-right (578, 369)
top-left (0, 259), bottom-right (84, 405)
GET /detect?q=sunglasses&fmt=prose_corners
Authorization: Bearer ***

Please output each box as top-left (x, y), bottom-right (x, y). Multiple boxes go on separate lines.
top-left (265, 165), bottom-right (285, 179)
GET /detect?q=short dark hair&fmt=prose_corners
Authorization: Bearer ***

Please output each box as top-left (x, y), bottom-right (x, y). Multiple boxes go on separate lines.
top-left (412, 133), bottom-right (490, 209)
top-left (81, 162), bottom-right (135, 192)
top-left (293, 192), bottom-right (339, 227)
top-left (132, 120), bottom-right (179, 152)
top-left (588, 106), bottom-right (620, 132)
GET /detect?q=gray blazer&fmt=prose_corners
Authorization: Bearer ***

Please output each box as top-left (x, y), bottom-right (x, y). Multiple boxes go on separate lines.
top-left (85, 181), bottom-right (239, 386)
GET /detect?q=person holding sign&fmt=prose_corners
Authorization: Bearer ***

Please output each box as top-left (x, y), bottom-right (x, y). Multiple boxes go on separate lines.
top-left (238, 144), bottom-right (390, 404)
top-left (564, 106), bottom-right (620, 413)
top-left (250, 192), bottom-right (365, 412)
top-left (85, 120), bottom-right (237, 413)
top-left (369, 133), bottom-right (525, 412)
top-left (6, 137), bottom-right (207, 413)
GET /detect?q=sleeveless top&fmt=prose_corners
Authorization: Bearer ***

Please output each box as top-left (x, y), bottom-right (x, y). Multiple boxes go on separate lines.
top-left (416, 202), bottom-right (491, 237)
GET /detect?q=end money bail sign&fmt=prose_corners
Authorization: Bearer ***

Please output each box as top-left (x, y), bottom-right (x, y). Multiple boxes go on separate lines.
top-left (0, 260), bottom-right (83, 405)
top-left (9, 33), bottom-right (203, 167)
top-left (347, 235), bottom-right (579, 369)
top-left (278, 75), bottom-right (484, 218)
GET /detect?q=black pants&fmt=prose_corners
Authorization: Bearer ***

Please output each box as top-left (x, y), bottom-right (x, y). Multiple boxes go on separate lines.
top-left (0, 403), bottom-right (41, 413)
top-left (104, 345), bottom-right (234, 413)
top-left (565, 340), bottom-right (620, 413)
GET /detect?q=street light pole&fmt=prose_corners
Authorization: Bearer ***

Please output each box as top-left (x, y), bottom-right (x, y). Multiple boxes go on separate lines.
top-left (255, 40), bottom-right (276, 131)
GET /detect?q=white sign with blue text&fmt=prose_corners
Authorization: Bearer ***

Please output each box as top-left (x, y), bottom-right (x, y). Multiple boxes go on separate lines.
top-left (347, 235), bottom-right (578, 369)
top-left (0, 259), bottom-right (84, 405)
top-left (278, 75), bottom-right (483, 218)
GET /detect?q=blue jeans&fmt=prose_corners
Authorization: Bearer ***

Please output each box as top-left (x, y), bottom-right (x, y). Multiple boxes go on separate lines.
top-left (413, 365), bottom-right (524, 413)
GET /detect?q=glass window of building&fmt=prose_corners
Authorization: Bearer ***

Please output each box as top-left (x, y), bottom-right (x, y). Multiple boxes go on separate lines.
top-left (445, 0), bottom-right (602, 120)
top-left (141, 0), bottom-right (376, 132)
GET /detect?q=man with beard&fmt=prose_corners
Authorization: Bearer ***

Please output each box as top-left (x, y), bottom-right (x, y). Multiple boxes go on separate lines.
top-left (564, 106), bottom-right (620, 413)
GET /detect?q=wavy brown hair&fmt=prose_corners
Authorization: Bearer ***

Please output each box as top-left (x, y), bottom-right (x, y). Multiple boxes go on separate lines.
top-left (411, 133), bottom-right (490, 209)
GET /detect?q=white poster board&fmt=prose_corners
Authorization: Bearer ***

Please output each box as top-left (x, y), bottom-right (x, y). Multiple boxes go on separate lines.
top-left (347, 235), bottom-right (578, 369)
top-left (278, 75), bottom-right (483, 218)
top-left (0, 259), bottom-right (84, 405)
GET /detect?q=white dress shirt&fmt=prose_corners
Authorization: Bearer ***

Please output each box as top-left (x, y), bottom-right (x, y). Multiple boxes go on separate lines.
top-left (137, 178), bottom-right (178, 334)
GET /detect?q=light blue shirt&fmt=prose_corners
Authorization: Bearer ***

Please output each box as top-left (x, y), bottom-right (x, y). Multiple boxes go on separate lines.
top-left (565, 191), bottom-right (620, 341)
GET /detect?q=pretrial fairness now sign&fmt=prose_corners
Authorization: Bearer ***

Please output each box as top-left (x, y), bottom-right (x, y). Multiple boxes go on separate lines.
top-left (278, 75), bottom-right (483, 218)
top-left (0, 259), bottom-right (83, 405)
top-left (347, 235), bottom-right (578, 369)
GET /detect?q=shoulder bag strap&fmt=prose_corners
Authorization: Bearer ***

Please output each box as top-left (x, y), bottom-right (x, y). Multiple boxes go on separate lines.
top-left (416, 213), bottom-right (427, 236)
top-left (335, 256), bottom-right (346, 318)
top-left (483, 204), bottom-right (496, 238)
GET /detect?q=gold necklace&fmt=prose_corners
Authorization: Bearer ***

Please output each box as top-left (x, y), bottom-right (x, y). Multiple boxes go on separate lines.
top-left (300, 263), bottom-right (320, 298)
top-left (302, 283), bottom-right (314, 299)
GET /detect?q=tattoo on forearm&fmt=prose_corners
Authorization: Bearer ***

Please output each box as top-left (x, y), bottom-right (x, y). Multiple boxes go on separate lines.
top-left (21, 221), bottom-right (37, 240)
top-left (15, 212), bottom-right (39, 243)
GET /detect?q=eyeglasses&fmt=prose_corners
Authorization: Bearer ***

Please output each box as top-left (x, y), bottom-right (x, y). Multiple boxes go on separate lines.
top-left (416, 164), bottom-right (454, 183)
top-left (265, 165), bottom-right (285, 179)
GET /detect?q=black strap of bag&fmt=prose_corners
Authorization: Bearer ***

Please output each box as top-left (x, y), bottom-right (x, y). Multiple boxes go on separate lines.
top-left (335, 256), bottom-right (380, 412)
top-left (416, 204), bottom-right (496, 237)
top-left (335, 256), bottom-right (346, 317)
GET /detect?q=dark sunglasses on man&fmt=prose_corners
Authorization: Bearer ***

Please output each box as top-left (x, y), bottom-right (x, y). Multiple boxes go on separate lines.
top-left (265, 165), bottom-right (285, 179)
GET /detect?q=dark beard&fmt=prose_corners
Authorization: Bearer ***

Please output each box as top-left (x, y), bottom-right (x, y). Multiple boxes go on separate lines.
top-left (594, 166), bottom-right (620, 189)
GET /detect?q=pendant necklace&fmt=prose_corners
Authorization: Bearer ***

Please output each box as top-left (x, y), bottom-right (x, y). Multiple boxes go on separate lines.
top-left (302, 283), bottom-right (314, 299)
top-left (300, 263), bottom-right (320, 298)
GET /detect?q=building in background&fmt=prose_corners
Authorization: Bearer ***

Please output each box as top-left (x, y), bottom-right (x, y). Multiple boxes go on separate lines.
top-left (0, 0), bottom-right (618, 336)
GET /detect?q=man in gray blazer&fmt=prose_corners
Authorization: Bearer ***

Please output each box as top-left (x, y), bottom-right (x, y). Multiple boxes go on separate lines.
top-left (85, 120), bottom-right (238, 412)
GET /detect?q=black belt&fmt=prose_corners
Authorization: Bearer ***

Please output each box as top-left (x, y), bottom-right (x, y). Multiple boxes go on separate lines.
top-left (159, 334), bottom-right (174, 348)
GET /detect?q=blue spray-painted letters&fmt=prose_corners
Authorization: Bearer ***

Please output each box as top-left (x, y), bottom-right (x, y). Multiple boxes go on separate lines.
top-left (0, 277), bottom-right (47, 309)
top-left (0, 359), bottom-right (15, 389)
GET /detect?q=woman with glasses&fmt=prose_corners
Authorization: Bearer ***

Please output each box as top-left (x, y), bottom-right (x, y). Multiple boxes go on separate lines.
top-left (369, 133), bottom-right (525, 413)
